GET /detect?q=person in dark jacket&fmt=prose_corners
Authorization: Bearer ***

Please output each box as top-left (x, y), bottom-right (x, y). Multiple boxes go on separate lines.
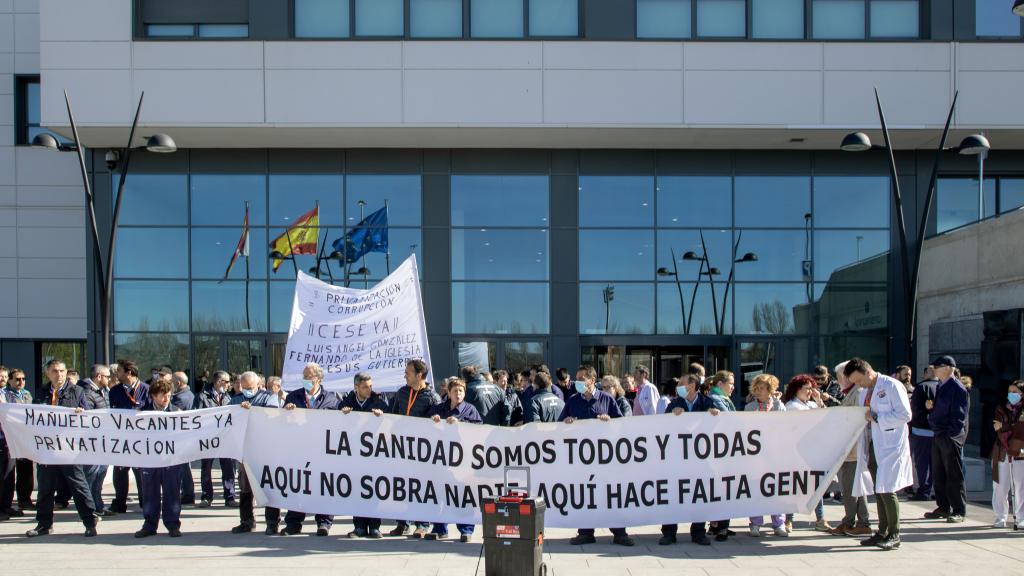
top-left (813, 364), bottom-right (845, 407)
top-left (340, 371), bottom-right (389, 538)
top-left (168, 371), bottom-right (198, 505)
top-left (525, 372), bottom-right (565, 423)
top-left (909, 366), bottom-right (939, 500)
top-left (660, 374), bottom-right (722, 546)
top-left (230, 371), bottom-right (284, 535)
top-left (26, 359), bottom-right (98, 538)
top-left (926, 356), bottom-right (969, 522)
top-left (600, 375), bottom-right (633, 416)
top-left (426, 378), bottom-right (482, 542)
top-left (462, 365), bottom-right (510, 426)
top-left (193, 370), bottom-right (237, 508)
top-left (134, 379), bottom-right (184, 538)
top-left (79, 364), bottom-right (113, 516)
top-left (388, 359), bottom-right (442, 537)
top-left (280, 362), bottom-right (342, 536)
top-left (7, 368), bottom-right (35, 511)
top-left (108, 360), bottom-right (149, 514)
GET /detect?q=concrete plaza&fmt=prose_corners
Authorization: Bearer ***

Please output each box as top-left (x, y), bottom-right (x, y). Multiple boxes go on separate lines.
top-left (0, 484), bottom-right (1020, 576)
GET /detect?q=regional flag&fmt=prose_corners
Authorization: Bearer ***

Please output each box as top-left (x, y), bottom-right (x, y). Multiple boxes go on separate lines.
top-left (221, 203), bottom-right (250, 281)
top-left (270, 205), bottom-right (319, 272)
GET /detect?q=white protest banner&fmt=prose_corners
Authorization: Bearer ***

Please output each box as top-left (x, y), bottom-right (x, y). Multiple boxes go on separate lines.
top-left (281, 255), bottom-right (431, 394)
top-left (243, 406), bottom-right (866, 528)
top-left (0, 404), bottom-right (246, 467)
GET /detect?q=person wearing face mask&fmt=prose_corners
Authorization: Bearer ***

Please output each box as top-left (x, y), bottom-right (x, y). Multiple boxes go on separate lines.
top-left (193, 370), bottom-right (238, 509)
top-left (134, 379), bottom-right (184, 538)
top-left (280, 362), bottom-right (342, 536)
top-left (991, 380), bottom-right (1024, 530)
top-left (387, 359), bottom-right (442, 537)
top-left (425, 378), bottom-right (482, 542)
top-left (781, 375), bottom-right (832, 533)
top-left (229, 371), bottom-right (284, 535)
top-left (559, 364), bottom-right (633, 547)
top-left (340, 371), bottom-right (389, 538)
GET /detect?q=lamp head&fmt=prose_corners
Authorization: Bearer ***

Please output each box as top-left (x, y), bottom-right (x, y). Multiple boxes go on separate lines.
top-left (656, 267), bottom-right (673, 276)
top-left (840, 132), bottom-right (873, 152)
top-left (682, 251), bottom-right (700, 261)
top-left (956, 134), bottom-right (990, 156)
top-left (355, 267), bottom-right (370, 275)
top-left (329, 250), bottom-right (344, 261)
top-left (31, 132), bottom-right (64, 151)
top-left (707, 267), bottom-right (722, 276)
top-left (145, 133), bottom-right (177, 153)
top-left (1014, 0), bottom-right (1024, 17)
top-left (738, 252), bottom-right (758, 263)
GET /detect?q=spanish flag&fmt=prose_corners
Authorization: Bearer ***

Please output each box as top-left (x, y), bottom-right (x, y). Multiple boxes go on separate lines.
top-left (270, 205), bottom-right (319, 273)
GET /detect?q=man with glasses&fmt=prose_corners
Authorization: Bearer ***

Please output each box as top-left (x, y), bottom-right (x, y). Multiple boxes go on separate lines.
top-left (813, 365), bottom-right (844, 407)
top-left (6, 369), bottom-right (35, 510)
top-left (79, 365), bottom-right (113, 516)
top-left (194, 370), bottom-right (238, 508)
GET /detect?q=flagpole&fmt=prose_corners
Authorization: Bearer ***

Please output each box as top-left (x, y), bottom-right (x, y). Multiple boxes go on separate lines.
top-left (244, 201), bottom-right (251, 332)
top-left (385, 199), bottom-right (391, 274)
top-left (358, 200), bottom-right (367, 288)
top-left (284, 232), bottom-right (299, 277)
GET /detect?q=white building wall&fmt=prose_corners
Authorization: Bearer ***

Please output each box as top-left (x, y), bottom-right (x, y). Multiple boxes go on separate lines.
top-left (0, 0), bottom-right (87, 341)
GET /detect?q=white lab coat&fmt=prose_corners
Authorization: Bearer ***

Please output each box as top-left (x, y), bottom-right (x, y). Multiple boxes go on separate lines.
top-left (852, 374), bottom-right (914, 497)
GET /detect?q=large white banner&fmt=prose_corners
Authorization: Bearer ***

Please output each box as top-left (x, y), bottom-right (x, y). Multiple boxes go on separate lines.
top-left (242, 407), bottom-right (866, 528)
top-left (0, 404), bottom-right (246, 467)
top-left (282, 255), bottom-right (431, 393)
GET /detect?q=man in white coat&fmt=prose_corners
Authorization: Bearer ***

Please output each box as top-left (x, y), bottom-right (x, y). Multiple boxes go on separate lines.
top-left (844, 357), bottom-right (914, 551)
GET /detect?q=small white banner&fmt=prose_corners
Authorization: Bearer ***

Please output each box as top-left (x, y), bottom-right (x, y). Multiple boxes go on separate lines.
top-left (281, 255), bottom-right (431, 394)
top-left (0, 404), bottom-right (246, 467)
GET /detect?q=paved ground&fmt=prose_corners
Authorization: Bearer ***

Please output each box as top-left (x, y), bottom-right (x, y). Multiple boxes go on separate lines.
top-left (0, 481), bottom-right (1021, 576)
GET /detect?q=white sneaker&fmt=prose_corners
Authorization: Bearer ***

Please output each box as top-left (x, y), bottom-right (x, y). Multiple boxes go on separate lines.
top-left (993, 519), bottom-right (1007, 528)
top-left (749, 525), bottom-right (761, 537)
top-left (774, 527), bottom-right (790, 537)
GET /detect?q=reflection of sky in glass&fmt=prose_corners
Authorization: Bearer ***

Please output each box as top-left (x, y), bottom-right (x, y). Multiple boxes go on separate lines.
top-left (976, 0), bottom-right (1021, 36)
top-left (657, 282), bottom-right (731, 335)
top-left (1002, 179), bottom-right (1024, 213)
top-left (579, 283), bottom-right (654, 335)
top-left (657, 176), bottom-right (731, 227)
top-left (732, 283), bottom-right (807, 334)
top-left (270, 174), bottom-right (343, 226)
top-left (579, 176), bottom-right (654, 227)
top-left (192, 281), bottom-right (268, 332)
top-left (936, 178), bottom-right (996, 233)
top-left (813, 176), bottom-right (889, 228)
top-left (579, 230), bottom-right (655, 281)
top-left (451, 175), bottom-right (548, 227)
top-left (191, 175), bottom-right (267, 226)
top-left (735, 175), bottom-right (810, 228)
top-left (115, 174), bottom-right (188, 225)
top-left (452, 229), bottom-right (548, 281)
top-left (114, 228), bottom-right (188, 278)
top-left (814, 230), bottom-right (888, 282)
top-left (733, 230), bottom-right (806, 281)
top-left (270, 282), bottom-right (296, 333)
top-left (191, 228), bottom-right (269, 280)
top-left (656, 229), bottom-right (732, 281)
top-left (453, 282), bottom-right (548, 334)
top-left (347, 175), bottom-right (422, 226)
top-left (114, 281), bottom-right (189, 332)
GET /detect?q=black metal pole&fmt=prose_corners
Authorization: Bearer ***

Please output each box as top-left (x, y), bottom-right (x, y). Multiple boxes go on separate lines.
top-left (874, 89), bottom-right (914, 319)
top-left (686, 257), bottom-right (706, 335)
top-left (669, 247), bottom-right (688, 335)
top-left (104, 92), bottom-right (145, 365)
top-left (719, 230), bottom-right (743, 335)
top-left (700, 230), bottom-right (720, 335)
top-left (284, 232), bottom-right (299, 277)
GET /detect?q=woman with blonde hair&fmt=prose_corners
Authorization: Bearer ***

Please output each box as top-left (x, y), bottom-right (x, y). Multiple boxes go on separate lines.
top-left (746, 374), bottom-right (787, 536)
top-left (600, 375), bottom-right (632, 417)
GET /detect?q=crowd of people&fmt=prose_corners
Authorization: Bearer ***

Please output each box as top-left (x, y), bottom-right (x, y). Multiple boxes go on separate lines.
top-left (0, 354), bottom-right (1020, 553)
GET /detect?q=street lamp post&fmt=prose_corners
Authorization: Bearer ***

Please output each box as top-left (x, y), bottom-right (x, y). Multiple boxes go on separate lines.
top-left (602, 284), bottom-right (615, 333)
top-left (657, 247), bottom-right (689, 335)
top-left (718, 251), bottom-right (758, 335)
top-left (840, 89), bottom-right (990, 364)
top-left (32, 91), bottom-right (177, 364)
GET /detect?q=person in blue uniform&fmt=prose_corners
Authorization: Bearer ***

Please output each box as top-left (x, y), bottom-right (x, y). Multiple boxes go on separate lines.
top-left (169, 372), bottom-right (198, 506)
top-left (280, 363), bottom-right (342, 536)
top-left (524, 372), bottom-right (565, 423)
top-left (25, 359), bottom-right (97, 538)
top-left (230, 371), bottom-right (285, 534)
top-left (135, 379), bottom-right (184, 538)
top-left (559, 364), bottom-right (633, 547)
top-left (79, 364), bottom-right (113, 516)
top-left (340, 371), bottom-right (390, 538)
top-left (107, 360), bottom-right (149, 514)
top-left (193, 370), bottom-right (238, 508)
top-left (425, 378), bottom-right (482, 542)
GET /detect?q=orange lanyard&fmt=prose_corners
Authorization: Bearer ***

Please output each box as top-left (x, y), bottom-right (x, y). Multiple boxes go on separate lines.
top-left (126, 384), bottom-right (136, 404)
top-left (51, 387), bottom-right (58, 406)
top-left (864, 388), bottom-right (873, 409)
top-left (405, 388), bottom-right (421, 416)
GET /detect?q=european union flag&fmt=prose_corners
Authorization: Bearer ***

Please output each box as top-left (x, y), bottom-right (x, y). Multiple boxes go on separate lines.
top-left (332, 206), bottom-right (389, 263)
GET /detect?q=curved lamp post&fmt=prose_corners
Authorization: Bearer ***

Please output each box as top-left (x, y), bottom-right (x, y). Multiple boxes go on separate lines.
top-left (840, 88), bottom-right (990, 364)
top-left (32, 91), bottom-right (176, 364)
top-left (1014, 0), bottom-right (1024, 17)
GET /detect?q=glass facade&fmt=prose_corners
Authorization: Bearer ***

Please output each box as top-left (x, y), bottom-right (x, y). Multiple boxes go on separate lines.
top-left (933, 175), bottom-right (1024, 234)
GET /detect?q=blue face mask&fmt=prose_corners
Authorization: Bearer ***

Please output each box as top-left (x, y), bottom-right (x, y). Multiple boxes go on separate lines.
top-left (241, 388), bottom-right (256, 399)
top-left (574, 381), bottom-right (588, 394)
top-left (302, 379), bottom-right (315, 393)
top-left (676, 386), bottom-right (688, 398)
top-left (1009, 392), bottom-right (1022, 405)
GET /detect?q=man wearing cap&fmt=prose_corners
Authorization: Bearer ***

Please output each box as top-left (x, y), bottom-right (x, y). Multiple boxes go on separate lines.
top-left (926, 355), bottom-right (969, 523)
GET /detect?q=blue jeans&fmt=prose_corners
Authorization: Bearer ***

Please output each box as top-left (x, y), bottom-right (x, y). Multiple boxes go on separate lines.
top-left (787, 499), bottom-right (824, 523)
top-left (86, 465), bottom-right (107, 511)
top-left (431, 523), bottom-right (474, 536)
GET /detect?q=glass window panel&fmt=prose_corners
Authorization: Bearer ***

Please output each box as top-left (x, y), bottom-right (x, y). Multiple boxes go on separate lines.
top-left (815, 283), bottom-right (888, 335)
top-left (657, 176), bottom-right (731, 227)
top-left (295, 0), bottom-right (351, 37)
top-left (453, 229), bottom-right (548, 281)
top-left (752, 0), bottom-right (804, 38)
top-left (579, 283), bottom-right (655, 335)
top-left (814, 230), bottom-right (889, 282)
top-left (270, 174), bottom-right (343, 226)
top-left (26, 82), bottom-right (40, 124)
top-left (813, 176), bottom-right (889, 229)
top-left (1001, 178), bottom-right (1024, 213)
top-left (733, 283), bottom-right (810, 335)
top-left (529, 0), bottom-right (578, 36)
top-left (268, 227), bottom-right (326, 279)
top-left (355, 0), bottom-right (404, 35)
top-left (351, 228), bottom-right (422, 281)
top-left (146, 24), bottom-right (195, 37)
top-left (637, 0), bottom-right (692, 38)
top-left (270, 281), bottom-right (296, 333)
top-left (812, 0), bottom-right (865, 39)
top-left (819, 335), bottom-right (888, 373)
top-left (471, 0), bottom-right (524, 37)
top-left (451, 175), bottom-right (548, 227)
top-left (113, 333), bottom-right (189, 375)
top-left (936, 177), bottom-right (996, 233)
top-left (197, 24), bottom-right (249, 38)
top-left (347, 175), bottom-right (422, 226)
top-left (697, 0), bottom-right (746, 37)
top-left (579, 176), bottom-right (654, 227)
top-left (579, 230), bottom-right (655, 281)
top-left (657, 229), bottom-right (732, 282)
top-left (114, 228), bottom-right (188, 279)
top-left (732, 230), bottom-right (807, 281)
top-left (453, 282), bottom-right (548, 334)
top-left (114, 174), bottom-right (188, 225)
top-left (976, 0), bottom-right (1021, 37)
top-left (870, 0), bottom-right (918, 38)
top-left (411, 0), bottom-right (463, 37)
top-left (191, 174), bottom-right (267, 226)
top-left (504, 342), bottom-right (546, 375)
top-left (114, 281), bottom-right (189, 332)
top-left (191, 281), bottom-right (268, 332)
top-left (191, 227), bottom-right (269, 280)
top-left (735, 175), bottom-right (811, 228)
top-left (192, 335), bottom-right (220, 379)
top-left (657, 282), bottom-right (731, 335)
top-left (457, 341), bottom-right (498, 372)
